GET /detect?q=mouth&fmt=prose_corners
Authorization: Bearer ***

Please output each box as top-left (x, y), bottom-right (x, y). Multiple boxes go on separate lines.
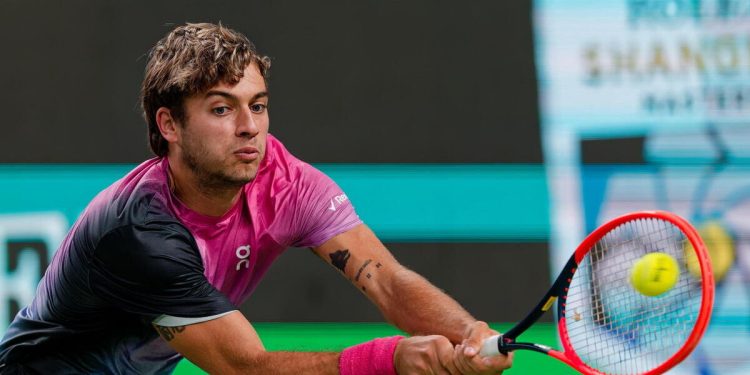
top-left (233, 146), bottom-right (260, 162)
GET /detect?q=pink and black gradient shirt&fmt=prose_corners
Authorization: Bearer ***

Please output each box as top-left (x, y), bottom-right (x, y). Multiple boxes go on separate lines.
top-left (0, 135), bottom-right (361, 374)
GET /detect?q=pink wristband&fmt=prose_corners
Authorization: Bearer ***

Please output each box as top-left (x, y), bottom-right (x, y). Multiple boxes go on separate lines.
top-left (339, 335), bottom-right (405, 375)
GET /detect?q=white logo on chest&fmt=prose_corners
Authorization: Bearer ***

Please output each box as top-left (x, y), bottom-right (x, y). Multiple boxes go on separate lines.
top-left (235, 245), bottom-right (251, 271)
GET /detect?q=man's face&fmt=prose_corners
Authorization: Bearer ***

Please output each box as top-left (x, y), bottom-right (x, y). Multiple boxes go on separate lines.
top-left (175, 63), bottom-right (269, 188)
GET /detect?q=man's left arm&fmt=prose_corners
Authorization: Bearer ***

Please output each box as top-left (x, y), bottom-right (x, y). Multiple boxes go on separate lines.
top-left (312, 224), bottom-right (512, 373)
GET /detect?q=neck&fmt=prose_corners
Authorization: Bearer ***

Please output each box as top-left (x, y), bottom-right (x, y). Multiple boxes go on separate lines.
top-left (167, 155), bottom-right (242, 217)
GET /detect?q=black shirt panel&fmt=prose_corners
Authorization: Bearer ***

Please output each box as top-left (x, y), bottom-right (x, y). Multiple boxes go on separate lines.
top-left (89, 222), bottom-right (235, 320)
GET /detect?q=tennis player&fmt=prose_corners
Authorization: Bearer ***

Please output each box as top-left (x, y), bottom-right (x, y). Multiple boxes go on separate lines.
top-left (0, 23), bottom-right (512, 374)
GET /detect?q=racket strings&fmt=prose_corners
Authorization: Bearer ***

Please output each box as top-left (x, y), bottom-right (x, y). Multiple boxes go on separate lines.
top-left (564, 218), bottom-right (705, 374)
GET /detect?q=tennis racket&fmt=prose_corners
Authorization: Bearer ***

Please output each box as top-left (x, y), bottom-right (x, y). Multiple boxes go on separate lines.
top-left (480, 210), bottom-right (714, 375)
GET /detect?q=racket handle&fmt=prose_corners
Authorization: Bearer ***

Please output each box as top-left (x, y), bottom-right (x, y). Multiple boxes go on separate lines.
top-left (479, 335), bottom-right (503, 356)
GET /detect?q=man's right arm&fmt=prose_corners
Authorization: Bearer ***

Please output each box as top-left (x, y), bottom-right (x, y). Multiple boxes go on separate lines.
top-left (157, 311), bottom-right (461, 375)
top-left (95, 224), bottom-right (458, 373)
top-left (156, 311), bottom-right (338, 374)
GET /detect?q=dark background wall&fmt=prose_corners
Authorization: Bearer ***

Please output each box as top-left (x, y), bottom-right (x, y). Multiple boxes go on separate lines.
top-left (0, 0), bottom-right (548, 322)
top-left (248, 244), bottom-right (551, 323)
top-left (0, 0), bottom-right (539, 163)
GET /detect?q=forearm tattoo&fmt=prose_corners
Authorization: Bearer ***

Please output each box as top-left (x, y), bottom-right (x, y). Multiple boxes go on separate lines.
top-left (329, 249), bottom-right (351, 273)
top-left (354, 259), bottom-right (383, 292)
top-left (354, 259), bottom-right (373, 282)
top-left (155, 325), bottom-right (185, 342)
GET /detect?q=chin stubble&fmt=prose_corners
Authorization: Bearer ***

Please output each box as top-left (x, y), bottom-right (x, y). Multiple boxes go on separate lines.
top-left (181, 140), bottom-right (252, 190)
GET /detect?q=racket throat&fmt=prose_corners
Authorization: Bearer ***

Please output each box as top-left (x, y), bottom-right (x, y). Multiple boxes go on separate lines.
top-left (481, 334), bottom-right (552, 355)
top-left (501, 337), bottom-right (552, 354)
top-left (503, 257), bottom-right (578, 340)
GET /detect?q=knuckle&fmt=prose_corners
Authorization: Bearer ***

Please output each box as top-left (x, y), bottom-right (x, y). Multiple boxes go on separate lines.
top-left (475, 320), bottom-right (489, 329)
top-left (436, 336), bottom-right (451, 345)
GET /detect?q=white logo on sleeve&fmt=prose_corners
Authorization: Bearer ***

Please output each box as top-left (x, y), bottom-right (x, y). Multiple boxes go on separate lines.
top-left (328, 193), bottom-right (349, 211)
top-left (235, 245), bottom-right (251, 271)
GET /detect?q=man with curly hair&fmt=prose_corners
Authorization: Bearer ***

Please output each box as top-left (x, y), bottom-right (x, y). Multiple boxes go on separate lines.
top-left (0, 23), bottom-right (512, 375)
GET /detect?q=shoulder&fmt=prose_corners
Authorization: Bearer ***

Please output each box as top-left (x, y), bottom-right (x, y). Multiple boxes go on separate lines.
top-left (258, 137), bottom-right (361, 247)
top-left (264, 135), bottom-right (308, 175)
top-left (253, 135), bottom-right (337, 206)
top-left (61, 159), bottom-right (179, 270)
top-left (264, 134), bottom-right (332, 185)
top-left (82, 158), bottom-right (174, 224)
top-left (91, 221), bottom-right (202, 287)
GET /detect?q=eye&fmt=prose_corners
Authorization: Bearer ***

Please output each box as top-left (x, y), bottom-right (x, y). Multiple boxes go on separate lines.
top-left (250, 103), bottom-right (267, 114)
top-left (212, 106), bottom-right (230, 116)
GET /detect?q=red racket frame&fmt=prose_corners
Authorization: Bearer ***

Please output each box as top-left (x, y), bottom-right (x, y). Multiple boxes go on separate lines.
top-left (546, 211), bottom-right (715, 375)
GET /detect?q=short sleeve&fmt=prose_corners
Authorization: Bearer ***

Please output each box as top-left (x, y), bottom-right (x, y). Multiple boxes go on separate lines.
top-left (290, 164), bottom-right (363, 248)
top-left (88, 222), bottom-right (236, 323)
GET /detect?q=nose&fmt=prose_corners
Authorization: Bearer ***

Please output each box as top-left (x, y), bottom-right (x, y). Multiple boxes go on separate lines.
top-left (236, 107), bottom-right (260, 138)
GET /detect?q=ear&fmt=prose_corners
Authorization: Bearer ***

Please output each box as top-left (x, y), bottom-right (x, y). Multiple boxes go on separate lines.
top-left (155, 107), bottom-right (180, 143)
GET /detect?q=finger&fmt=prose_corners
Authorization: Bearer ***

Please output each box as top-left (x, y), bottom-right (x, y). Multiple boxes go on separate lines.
top-left (474, 351), bottom-right (514, 372)
top-left (436, 342), bottom-right (460, 375)
top-left (430, 358), bottom-right (451, 375)
top-left (464, 322), bottom-right (492, 357)
top-left (458, 343), bottom-right (492, 374)
top-left (453, 344), bottom-right (475, 374)
top-left (462, 339), bottom-right (478, 358)
top-left (459, 351), bottom-right (498, 374)
top-left (442, 362), bottom-right (461, 375)
top-left (428, 336), bottom-right (456, 375)
top-left (498, 352), bottom-right (514, 369)
top-left (463, 346), bottom-right (478, 358)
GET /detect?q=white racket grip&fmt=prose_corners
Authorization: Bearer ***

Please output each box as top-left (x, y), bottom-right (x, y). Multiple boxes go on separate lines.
top-left (479, 335), bottom-right (501, 356)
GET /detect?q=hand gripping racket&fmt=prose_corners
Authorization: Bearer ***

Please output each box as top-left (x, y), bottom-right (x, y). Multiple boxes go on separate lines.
top-left (480, 211), bottom-right (714, 375)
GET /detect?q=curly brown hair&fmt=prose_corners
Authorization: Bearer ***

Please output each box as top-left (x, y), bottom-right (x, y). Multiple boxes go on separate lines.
top-left (141, 23), bottom-right (271, 156)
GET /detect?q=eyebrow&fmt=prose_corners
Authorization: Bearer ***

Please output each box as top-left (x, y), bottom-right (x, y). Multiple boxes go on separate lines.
top-left (204, 90), bottom-right (269, 102)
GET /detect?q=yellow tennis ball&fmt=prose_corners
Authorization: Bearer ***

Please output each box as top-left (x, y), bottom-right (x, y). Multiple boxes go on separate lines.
top-left (630, 252), bottom-right (680, 297)
top-left (685, 221), bottom-right (734, 283)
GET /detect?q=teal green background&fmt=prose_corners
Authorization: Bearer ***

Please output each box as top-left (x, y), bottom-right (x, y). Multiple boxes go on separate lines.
top-left (0, 164), bottom-right (554, 373)
top-left (0, 164), bottom-right (550, 242)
